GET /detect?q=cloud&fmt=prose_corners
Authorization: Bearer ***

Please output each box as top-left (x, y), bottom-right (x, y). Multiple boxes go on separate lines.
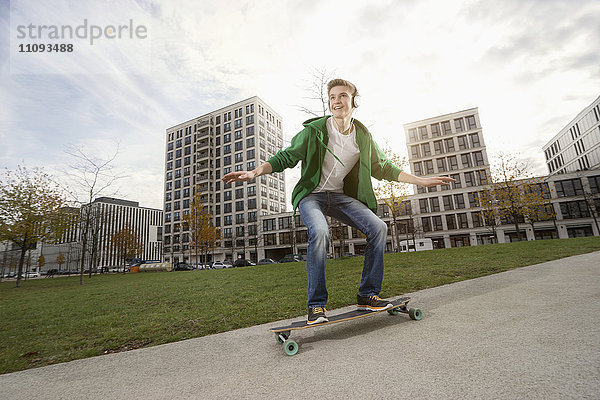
top-left (2, 0), bottom-right (599, 211)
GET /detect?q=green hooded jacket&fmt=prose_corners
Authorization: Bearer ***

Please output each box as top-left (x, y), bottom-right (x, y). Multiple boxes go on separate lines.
top-left (267, 115), bottom-right (402, 214)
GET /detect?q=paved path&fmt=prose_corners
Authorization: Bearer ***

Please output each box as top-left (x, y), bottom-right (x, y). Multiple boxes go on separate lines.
top-left (2, 252), bottom-right (599, 399)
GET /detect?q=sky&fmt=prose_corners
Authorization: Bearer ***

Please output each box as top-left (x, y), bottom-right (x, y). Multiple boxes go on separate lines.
top-left (1, 0), bottom-right (599, 210)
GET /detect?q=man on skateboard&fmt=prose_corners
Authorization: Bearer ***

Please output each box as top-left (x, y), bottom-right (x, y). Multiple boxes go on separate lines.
top-left (223, 79), bottom-right (453, 325)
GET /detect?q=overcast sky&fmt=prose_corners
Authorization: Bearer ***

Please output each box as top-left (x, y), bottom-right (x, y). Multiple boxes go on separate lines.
top-left (2, 0), bottom-right (599, 210)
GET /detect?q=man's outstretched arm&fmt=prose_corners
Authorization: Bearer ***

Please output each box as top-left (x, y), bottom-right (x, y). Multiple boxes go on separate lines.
top-left (222, 161), bottom-right (273, 184)
top-left (397, 171), bottom-right (455, 187)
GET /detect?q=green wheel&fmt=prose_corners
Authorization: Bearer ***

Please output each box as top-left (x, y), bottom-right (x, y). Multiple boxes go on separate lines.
top-left (283, 339), bottom-right (299, 356)
top-left (409, 308), bottom-right (423, 321)
top-left (387, 308), bottom-right (399, 315)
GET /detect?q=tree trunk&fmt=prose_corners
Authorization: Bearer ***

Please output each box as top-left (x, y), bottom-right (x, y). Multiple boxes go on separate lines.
top-left (15, 244), bottom-right (27, 288)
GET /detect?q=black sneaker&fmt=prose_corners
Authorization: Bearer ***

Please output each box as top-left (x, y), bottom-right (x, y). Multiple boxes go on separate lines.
top-left (307, 307), bottom-right (328, 325)
top-left (357, 295), bottom-right (393, 311)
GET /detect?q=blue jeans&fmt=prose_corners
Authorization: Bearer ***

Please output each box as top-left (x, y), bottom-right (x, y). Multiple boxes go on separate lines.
top-left (298, 192), bottom-right (388, 308)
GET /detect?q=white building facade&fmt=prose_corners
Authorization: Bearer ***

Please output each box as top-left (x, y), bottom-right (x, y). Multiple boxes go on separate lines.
top-left (543, 95), bottom-right (600, 174)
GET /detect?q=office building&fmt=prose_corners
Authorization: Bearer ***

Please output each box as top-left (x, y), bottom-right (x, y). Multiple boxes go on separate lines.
top-left (543, 95), bottom-right (600, 174)
top-left (1, 197), bottom-right (162, 274)
top-left (403, 108), bottom-right (493, 247)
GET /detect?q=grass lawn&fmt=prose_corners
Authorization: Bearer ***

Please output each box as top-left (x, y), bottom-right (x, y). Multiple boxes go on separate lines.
top-left (1, 236), bottom-right (599, 374)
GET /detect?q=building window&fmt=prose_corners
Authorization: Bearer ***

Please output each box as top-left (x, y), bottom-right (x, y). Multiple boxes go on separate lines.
top-left (408, 128), bottom-right (417, 142)
top-left (432, 215), bottom-right (443, 231)
top-left (411, 145), bottom-right (420, 158)
top-left (472, 212), bottom-right (483, 227)
top-left (263, 218), bottom-right (276, 231)
top-left (424, 160), bottom-right (434, 174)
top-left (560, 201), bottom-right (589, 219)
top-left (430, 123), bottom-right (440, 137)
top-left (446, 214), bottom-right (457, 230)
top-left (279, 216), bottom-right (292, 229)
top-left (555, 179), bottom-right (584, 197)
top-left (466, 115), bottom-right (477, 129)
top-left (433, 140), bottom-right (443, 154)
top-left (461, 153), bottom-right (472, 168)
top-left (429, 197), bottom-right (440, 212)
top-left (457, 135), bottom-right (468, 150)
top-left (413, 162), bottom-right (422, 176)
top-left (441, 121), bottom-right (452, 135)
top-left (436, 158), bottom-right (447, 172)
top-left (588, 176), bottom-right (600, 194)
top-left (264, 233), bottom-right (277, 246)
top-left (469, 133), bottom-right (481, 148)
top-left (468, 191), bottom-right (479, 208)
top-left (457, 213), bottom-right (469, 229)
top-left (454, 194), bottom-right (466, 209)
top-left (443, 195), bottom-right (454, 210)
top-left (422, 217), bottom-right (431, 232)
top-left (476, 170), bottom-right (488, 185)
top-left (448, 156), bottom-right (459, 171)
top-left (454, 118), bottom-right (464, 133)
top-left (444, 138), bottom-right (455, 153)
top-left (464, 172), bottom-right (476, 187)
top-left (419, 199), bottom-right (429, 213)
top-left (421, 143), bottom-right (431, 156)
top-left (473, 151), bottom-right (485, 166)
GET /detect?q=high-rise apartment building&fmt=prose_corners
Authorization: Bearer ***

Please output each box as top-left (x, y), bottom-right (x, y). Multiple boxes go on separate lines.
top-left (404, 108), bottom-right (493, 248)
top-left (543, 95), bottom-right (600, 174)
top-left (163, 97), bottom-right (285, 264)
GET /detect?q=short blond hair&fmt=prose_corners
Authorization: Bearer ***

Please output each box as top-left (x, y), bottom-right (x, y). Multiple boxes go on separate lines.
top-left (327, 78), bottom-right (359, 97)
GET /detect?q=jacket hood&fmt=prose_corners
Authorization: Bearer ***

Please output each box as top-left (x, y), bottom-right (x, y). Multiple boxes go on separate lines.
top-left (302, 115), bottom-right (329, 131)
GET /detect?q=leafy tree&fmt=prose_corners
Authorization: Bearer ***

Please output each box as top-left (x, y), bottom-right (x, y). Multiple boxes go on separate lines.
top-left (374, 147), bottom-right (409, 252)
top-left (0, 166), bottom-right (70, 287)
top-left (486, 153), bottom-right (554, 241)
top-left (475, 187), bottom-right (502, 238)
top-left (110, 225), bottom-right (143, 269)
top-left (37, 254), bottom-right (46, 271)
top-left (184, 186), bottom-right (220, 265)
top-left (520, 182), bottom-right (556, 237)
top-left (56, 252), bottom-right (65, 271)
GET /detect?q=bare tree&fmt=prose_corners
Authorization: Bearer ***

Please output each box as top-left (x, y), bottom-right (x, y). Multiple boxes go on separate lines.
top-left (62, 145), bottom-right (123, 285)
top-left (297, 67), bottom-right (336, 117)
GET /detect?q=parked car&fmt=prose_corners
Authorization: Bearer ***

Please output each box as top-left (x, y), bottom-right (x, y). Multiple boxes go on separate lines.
top-left (279, 254), bottom-right (304, 263)
top-left (257, 258), bottom-right (278, 265)
top-left (211, 261), bottom-right (226, 269)
top-left (173, 263), bottom-right (193, 271)
top-left (25, 272), bottom-right (40, 278)
top-left (233, 259), bottom-right (255, 267)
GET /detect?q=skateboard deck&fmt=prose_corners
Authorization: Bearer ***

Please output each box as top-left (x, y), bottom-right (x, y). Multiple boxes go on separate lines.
top-left (270, 297), bottom-right (422, 356)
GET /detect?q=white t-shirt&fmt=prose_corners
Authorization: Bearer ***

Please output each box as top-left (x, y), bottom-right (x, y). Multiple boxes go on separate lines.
top-left (314, 117), bottom-right (361, 193)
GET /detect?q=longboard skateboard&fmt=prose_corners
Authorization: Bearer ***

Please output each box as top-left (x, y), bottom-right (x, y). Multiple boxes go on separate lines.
top-left (270, 297), bottom-right (422, 356)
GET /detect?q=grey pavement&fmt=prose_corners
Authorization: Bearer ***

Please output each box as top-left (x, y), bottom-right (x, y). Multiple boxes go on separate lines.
top-left (1, 251), bottom-right (599, 399)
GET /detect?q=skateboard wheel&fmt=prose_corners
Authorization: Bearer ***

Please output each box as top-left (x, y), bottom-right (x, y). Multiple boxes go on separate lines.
top-left (409, 308), bottom-right (422, 321)
top-left (283, 339), bottom-right (299, 356)
top-left (387, 308), bottom-right (399, 315)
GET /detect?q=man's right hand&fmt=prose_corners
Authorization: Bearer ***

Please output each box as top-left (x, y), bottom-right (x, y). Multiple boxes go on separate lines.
top-left (222, 171), bottom-right (256, 184)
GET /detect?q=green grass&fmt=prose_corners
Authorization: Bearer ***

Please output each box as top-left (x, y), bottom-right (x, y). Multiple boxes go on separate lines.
top-left (1, 236), bottom-right (599, 374)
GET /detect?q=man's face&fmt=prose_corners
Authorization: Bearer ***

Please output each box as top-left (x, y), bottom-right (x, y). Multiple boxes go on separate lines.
top-left (328, 85), bottom-right (354, 119)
